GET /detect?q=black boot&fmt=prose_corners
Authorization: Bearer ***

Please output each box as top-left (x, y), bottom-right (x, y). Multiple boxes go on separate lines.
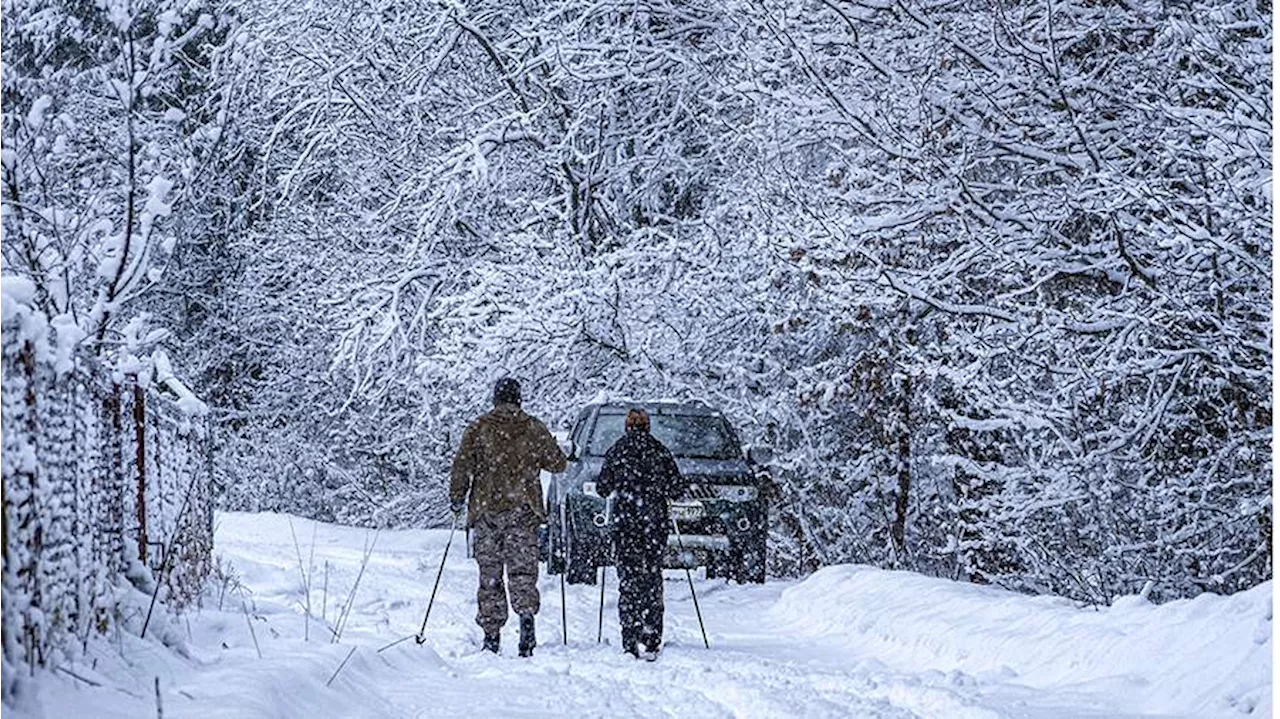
top-left (518, 615), bottom-right (536, 658)
top-left (482, 632), bottom-right (500, 654)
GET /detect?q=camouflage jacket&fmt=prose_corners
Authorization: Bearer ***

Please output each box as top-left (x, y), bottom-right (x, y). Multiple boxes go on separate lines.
top-left (449, 403), bottom-right (566, 527)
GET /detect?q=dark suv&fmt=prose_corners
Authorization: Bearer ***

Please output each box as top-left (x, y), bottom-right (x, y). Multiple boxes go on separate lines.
top-left (544, 401), bottom-right (773, 584)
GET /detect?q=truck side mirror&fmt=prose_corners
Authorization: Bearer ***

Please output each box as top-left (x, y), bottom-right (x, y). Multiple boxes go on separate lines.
top-left (559, 439), bottom-right (576, 460)
top-left (747, 446), bottom-right (774, 465)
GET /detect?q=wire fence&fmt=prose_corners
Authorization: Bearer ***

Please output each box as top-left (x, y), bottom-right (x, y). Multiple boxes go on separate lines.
top-left (2, 319), bottom-right (213, 669)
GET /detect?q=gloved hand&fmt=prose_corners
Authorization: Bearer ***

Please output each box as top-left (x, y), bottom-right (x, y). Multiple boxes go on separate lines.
top-left (450, 501), bottom-right (465, 517)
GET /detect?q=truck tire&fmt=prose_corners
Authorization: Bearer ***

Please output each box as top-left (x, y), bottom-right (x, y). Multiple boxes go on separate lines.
top-left (736, 533), bottom-right (767, 584)
top-left (706, 550), bottom-right (729, 580)
top-left (565, 520), bottom-right (597, 585)
top-left (547, 500), bottom-right (565, 575)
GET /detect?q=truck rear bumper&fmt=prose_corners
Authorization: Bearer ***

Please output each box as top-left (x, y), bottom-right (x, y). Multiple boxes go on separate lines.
top-left (665, 533), bottom-right (730, 569)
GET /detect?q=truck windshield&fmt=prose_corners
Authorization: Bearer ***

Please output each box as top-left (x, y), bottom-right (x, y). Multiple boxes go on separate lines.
top-left (587, 413), bottom-right (739, 459)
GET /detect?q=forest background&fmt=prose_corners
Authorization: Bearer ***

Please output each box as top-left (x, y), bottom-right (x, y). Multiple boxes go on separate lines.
top-left (2, 0), bottom-right (1271, 605)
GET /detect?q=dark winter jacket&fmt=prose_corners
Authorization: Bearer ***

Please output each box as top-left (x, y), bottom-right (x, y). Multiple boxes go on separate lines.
top-left (596, 428), bottom-right (688, 558)
top-left (450, 403), bottom-right (567, 527)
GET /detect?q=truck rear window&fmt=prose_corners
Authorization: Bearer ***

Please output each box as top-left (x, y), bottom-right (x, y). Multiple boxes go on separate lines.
top-left (588, 413), bottom-right (739, 459)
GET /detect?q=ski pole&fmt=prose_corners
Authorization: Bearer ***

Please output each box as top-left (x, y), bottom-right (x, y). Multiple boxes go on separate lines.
top-left (560, 563), bottom-right (568, 645)
top-left (670, 512), bottom-right (710, 649)
top-left (597, 564), bottom-right (608, 642)
top-left (415, 512), bottom-right (460, 645)
top-left (597, 500), bottom-right (611, 643)
top-left (558, 503), bottom-right (568, 645)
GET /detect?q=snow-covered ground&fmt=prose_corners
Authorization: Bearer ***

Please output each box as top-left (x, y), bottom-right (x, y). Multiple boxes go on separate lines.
top-left (8, 512), bottom-right (1271, 718)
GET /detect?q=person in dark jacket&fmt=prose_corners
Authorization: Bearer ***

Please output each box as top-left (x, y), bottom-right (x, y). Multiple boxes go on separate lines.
top-left (596, 408), bottom-right (688, 660)
top-left (450, 378), bottom-right (567, 657)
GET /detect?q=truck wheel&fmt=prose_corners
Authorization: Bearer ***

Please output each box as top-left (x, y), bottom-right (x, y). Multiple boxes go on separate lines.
top-left (706, 550), bottom-right (728, 580)
top-left (547, 501), bottom-right (565, 575)
top-left (737, 535), bottom-right (767, 584)
top-left (566, 521), bottom-right (597, 585)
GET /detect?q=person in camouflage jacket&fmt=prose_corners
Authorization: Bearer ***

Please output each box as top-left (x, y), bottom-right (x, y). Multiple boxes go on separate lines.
top-left (450, 378), bottom-right (566, 657)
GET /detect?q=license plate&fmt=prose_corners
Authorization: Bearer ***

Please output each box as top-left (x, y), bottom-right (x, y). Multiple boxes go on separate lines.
top-left (671, 502), bottom-right (704, 521)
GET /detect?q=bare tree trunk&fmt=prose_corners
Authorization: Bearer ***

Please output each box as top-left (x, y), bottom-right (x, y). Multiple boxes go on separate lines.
top-left (94, 30), bottom-right (140, 351)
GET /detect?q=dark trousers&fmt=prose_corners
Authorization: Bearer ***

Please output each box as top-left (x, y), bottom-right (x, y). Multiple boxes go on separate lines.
top-left (616, 549), bottom-right (665, 653)
top-left (472, 508), bottom-right (540, 635)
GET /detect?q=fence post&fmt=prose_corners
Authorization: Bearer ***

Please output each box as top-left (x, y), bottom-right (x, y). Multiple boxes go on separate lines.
top-left (0, 388), bottom-right (7, 695)
top-left (1, 417), bottom-right (9, 641)
top-left (18, 340), bottom-right (45, 665)
top-left (106, 383), bottom-right (124, 573)
top-left (133, 379), bottom-right (148, 566)
top-left (153, 407), bottom-right (165, 564)
top-left (3, 340), bottom-right (213, 672)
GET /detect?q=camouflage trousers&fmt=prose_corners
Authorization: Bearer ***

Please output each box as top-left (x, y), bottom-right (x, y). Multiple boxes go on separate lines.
top-left (472, 507), bottom-right (540, 634)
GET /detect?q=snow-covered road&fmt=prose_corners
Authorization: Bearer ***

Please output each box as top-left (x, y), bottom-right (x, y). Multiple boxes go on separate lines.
top-left (14, 512), bottom-right (1270, 718)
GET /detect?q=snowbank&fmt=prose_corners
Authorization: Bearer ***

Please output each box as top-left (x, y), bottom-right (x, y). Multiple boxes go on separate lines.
top-left (1, 275), bottom-right (37, 305)
top-left (770, 565), bottom-right (1272, 716)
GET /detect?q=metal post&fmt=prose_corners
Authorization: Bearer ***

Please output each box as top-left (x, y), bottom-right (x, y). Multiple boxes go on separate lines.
top-left (133, 379), bottom-right (148, 565)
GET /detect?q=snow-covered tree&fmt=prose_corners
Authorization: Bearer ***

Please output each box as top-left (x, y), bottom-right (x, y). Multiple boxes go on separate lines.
top-left (8, 0), bottom-right (1263, 607)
